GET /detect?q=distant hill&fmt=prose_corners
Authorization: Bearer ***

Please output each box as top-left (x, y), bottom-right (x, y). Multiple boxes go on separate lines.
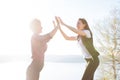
top-left (45, 55), bottom-right (85, 63)
top-left (0, 54), bottom-right (85, 63)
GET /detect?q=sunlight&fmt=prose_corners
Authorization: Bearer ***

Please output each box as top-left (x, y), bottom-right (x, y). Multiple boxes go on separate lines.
top-left (0, 0), bottom-right (76, 57)
top-left (0, 0), bottom-right (119, 80)
top-left (0, 0), bottom-right (119, 56)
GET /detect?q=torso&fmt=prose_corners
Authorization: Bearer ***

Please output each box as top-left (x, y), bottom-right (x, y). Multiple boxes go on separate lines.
top-left (78, 37), bottom-right (92, 59)
top-left (77, 30), bottom-right (92, 59)
top-left (31, 34), bottom-right (51, 62)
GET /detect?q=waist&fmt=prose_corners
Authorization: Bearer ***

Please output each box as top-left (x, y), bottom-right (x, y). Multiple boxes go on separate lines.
top-left (32, 54), bottom-right (44, 61)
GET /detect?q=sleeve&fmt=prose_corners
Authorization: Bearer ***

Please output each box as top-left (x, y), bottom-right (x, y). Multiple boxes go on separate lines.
top-left (84, 30), bottom-right (91, 38)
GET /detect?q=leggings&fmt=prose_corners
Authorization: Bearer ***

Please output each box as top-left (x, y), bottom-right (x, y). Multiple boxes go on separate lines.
top-left (26, 60), bottom-right (44, 80)
top-left (82, 57), bottom-right (99, 80)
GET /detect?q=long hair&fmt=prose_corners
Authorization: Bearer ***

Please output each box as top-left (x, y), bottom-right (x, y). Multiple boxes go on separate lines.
top-left (77, 18), bottom-right (92, 40)
top-left (78, 18), bottom-right (90, 30)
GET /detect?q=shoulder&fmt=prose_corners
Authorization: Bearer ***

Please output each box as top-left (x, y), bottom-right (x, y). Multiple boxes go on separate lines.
top-left (83, 30), bottom-right (90, 33)
top-left (83, 30), bottom-right (91, 38)
top-left (31, 34), bottom-right (41, 40)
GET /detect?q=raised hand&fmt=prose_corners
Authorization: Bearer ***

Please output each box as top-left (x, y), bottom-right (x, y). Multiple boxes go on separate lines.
top-left (53, 17), bottom-right (59, 29)
top-left (55, 16), bottom-right (61, 29)
top-left (57, 17), bottom-right (64, 25)
top-left (53, 21), bottom-right (57, 28)
top-left (55, 17), bottom-right (59, 25)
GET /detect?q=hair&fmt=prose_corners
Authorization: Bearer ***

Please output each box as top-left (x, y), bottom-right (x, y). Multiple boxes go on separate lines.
top-left (77, 18), bottom-right (92, 40)
top-left (30, 19), bottom-right (41, 33)
top-left (78, 18), bottom-right (90, 30)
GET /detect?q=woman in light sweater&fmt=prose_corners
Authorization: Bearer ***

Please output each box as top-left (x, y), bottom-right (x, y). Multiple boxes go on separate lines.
top-left (26, 18), bottom-right (58, 80)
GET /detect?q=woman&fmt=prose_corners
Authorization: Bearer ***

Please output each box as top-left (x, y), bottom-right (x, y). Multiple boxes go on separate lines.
top-left (26, 18), bottom-right (58, 80)
top-left (56, 17), bottom-right (99, 80)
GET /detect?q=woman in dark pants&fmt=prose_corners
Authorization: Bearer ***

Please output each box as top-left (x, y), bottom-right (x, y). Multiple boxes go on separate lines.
top-left (56, 17), bottom-right (99, 80)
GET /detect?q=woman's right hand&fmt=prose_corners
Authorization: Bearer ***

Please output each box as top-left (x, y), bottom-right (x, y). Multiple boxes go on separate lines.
top-left (53, 21), bottom-right (56, 28)
top-left (55, 17), bottom-right (61, 29)
top-left (57, 17), bottom-right (64, 25)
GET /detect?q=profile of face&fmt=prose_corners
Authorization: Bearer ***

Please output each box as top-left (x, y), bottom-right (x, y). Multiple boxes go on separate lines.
top-left (77, 20), bottom-right (86, 30)
top-left (31, 19), bottom-right (42, 34)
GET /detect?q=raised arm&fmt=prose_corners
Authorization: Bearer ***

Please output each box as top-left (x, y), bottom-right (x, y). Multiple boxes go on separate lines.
top-left (49, 20), bottom-right (58, 38)
top-left (58, 17), bottom-right (86, 36)
top-left (59, 25), bottom-right (77, 40)
top-left (55, 17), bottom-right (77, 41)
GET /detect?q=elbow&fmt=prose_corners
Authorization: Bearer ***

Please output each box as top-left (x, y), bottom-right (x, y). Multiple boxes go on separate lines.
top-left (65, 37), bottom-right (71, 40)
top-left (63, 37), bottom-right (68, 40)
top-left (65, 38), bottom-right (69, 40)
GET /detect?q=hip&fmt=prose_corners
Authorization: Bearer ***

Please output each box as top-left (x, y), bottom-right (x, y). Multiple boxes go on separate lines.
top-left (28, 60), bottom-right (44, 72)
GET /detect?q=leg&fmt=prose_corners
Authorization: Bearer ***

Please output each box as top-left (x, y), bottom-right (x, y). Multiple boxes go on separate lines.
top-left (26, 60), bottom-right (44, 80)
top-left (82, 57), bottom-right (99, 80)
top-left (26, 62), bottom-right (39, 80)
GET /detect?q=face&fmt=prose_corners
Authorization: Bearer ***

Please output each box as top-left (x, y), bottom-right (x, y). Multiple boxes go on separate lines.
top-left (77, 20), bottom-right (86, 30)
top-left (35, 21), bottom-right (42, 33)
top-left (31, 20), bottom-right (42, 34)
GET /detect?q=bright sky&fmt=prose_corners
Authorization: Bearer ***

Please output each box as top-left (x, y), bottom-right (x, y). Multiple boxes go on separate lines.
top-left (0, 0), bottom-right (119, 56)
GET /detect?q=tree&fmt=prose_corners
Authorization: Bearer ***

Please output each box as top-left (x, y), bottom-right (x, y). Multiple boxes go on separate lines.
top-left (93, 8), bottom-right (120, 80)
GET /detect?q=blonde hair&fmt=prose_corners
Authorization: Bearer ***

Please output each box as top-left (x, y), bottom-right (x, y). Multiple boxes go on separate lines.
top-left (30, 19), bottom-right (41, 33)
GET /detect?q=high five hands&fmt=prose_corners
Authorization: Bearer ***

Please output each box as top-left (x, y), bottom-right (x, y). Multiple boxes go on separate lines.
top-left (54, 16), bottom-right (63, 30)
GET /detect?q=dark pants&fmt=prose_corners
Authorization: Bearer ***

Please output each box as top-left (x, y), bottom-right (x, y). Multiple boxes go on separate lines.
top-left (26, 60), bottom-right (44, 80)
top-left (82, 56), bottom-right (99, 80)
